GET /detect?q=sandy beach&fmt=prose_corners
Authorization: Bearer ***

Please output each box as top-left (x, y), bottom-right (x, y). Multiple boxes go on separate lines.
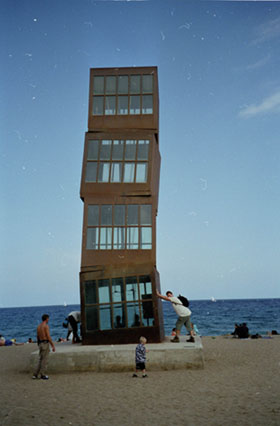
top-left (0, 336), bottom-right (279, 426)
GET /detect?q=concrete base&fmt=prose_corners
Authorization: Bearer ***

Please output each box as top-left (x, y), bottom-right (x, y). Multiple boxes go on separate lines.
top-left (30, 336), bottom-right (204, 373)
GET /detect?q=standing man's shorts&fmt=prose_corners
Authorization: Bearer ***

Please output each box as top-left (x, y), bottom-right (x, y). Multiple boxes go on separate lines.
top-left (176, 315), bottom-right (192, 333)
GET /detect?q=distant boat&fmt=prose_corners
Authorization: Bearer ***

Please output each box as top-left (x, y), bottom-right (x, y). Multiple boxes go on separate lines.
top-left (63, 302), bottom-right (68, 307)
top-left (211, 297), bottom-right (217, 302)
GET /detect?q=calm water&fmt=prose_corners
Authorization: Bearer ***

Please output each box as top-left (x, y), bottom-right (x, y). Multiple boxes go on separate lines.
top-left (0, 299), bottom-right (279, 342)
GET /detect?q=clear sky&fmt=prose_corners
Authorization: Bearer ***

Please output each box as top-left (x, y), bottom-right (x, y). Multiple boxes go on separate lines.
top-left (1, 0), bottom-right (280, 307)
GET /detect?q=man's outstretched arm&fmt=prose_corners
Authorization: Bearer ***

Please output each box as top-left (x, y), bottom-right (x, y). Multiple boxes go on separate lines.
top-left (156, 290), bottom-right (171, 302)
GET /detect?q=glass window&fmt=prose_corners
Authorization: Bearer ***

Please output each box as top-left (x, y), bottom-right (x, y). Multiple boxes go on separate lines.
top-left (92, 96), bottom-right (104, 115)
top-left (85, 162), bottom-right (97, 182)
top-left (130, 75), bottom-right (140, 93)
top-left (113, 227), bottom-right (125, 249)
top-left (111, 163), bottom-right (122, 182)
top-left (105, 96), bottom-right (116, 115)
top-left (114, 205), bottom-right (125, 226)
top-left (86, 228), bottom-right (99, 250)
top-left (85, 280), bottom-right (97, 304)
top-left (118, 75), bottom-right (128, 94)
top-left (100, 140), bottom-right (111, 160)
top-left (130, 95), bottom-right (140, 114)
top-left (112, 277), bottom-right (125, 302)
top-left (113, 305), bottom-right (126, 328)
top-left (93, 76), bottom-right (104, 95)
top-left (101, 205), bottom-right (112, 225)
top-left (127, 205), bottom-right (138, 225)
top-left (136, 163), bottom-right (148, 182)
top-left (125, 140), bottom-right (137, 160)
top-left (112, 140), bottom-right (124, 160)
top-left (118, 96), bottom-right (128, 115)
top-left (123, 163), bottom-right (135, 182)
top-left (142, 95), bottom-right (153, 114)
top-left (141, 301), bottom-right (154, 326)
top-left (85, 306), bottom-right (98, 331)
top-left (88, 205), bottom-right (99, 226)
top-left (137, 140), bottom-right (149, 160)
top-left (140, 205), bottom-right (152, 225)
top-left (100, 227), bottom-right (112, 249)
top-left (98, 163), bottom-right (110, 182)
top-left (139, 276), bottom-right (152, 298)
top-left (127, 227), bottom-right (139, 249)
top-left (98, 279), bottom-right (110, 303)
top-left (87, 140), bottom-right (99, 160)
top-left (99, 305), bottom-right (112, 330)
top-left (142, 74), bottom-right (153, 93)
top-left (126, 277), bottom-right (138, 300)
top-left (105, 76), bottom-right (116, 94)
top-left (140, 227), bottom-right (152, 249)
top-left (127, 304), bottom-right (141, 327)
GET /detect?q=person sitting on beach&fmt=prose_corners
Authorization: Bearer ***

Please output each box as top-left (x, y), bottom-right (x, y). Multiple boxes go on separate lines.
top-left (236, 323), bottom-right (249, 339)
top-left (132, 336), bottom-right (148, 378)
top-left (156, 290), bottom-right (195, 343)
top-left (33, 314), bottom-right (55, 380)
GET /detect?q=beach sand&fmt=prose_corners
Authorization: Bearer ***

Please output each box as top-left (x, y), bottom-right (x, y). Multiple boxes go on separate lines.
top-left (0, 336), bottom-right (279, 426)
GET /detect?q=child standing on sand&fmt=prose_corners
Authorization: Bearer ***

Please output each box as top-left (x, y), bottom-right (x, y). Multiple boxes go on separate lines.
top-left (133, 336), bottom-right (148, 378)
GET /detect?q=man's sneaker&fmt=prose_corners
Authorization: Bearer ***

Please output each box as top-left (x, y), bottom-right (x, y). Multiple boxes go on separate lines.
top-left (32, 375), bottom-right (38, 380)
top-left (186, 336), bottom-right (195, 343)
top-left (40, 375), bottom-right (49, 380)
top-left (171, 336), bottom-right (180, 343)
top-left (142, 374), bottom-right (148, 378)
top-left (132, 373), bottom-right (138, 378)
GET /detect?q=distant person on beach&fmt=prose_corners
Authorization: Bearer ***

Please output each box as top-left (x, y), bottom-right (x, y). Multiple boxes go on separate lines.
top-left (132, 336), bottom-right (148, 378)
top-left (0, 335), bottom-right (24, 346)
top-left (232, 323), bottom-right (249, 339)
top-left (33, 314), bottom-right (55, 380)
top-left (67, 311), bottom-right (81, 343)
top-left (156, 290), bottom-right (195, 343)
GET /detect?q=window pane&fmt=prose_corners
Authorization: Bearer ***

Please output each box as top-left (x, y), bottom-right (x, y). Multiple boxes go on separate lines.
top-left (85, 162), bottom-right (97, 182)
top-left (112, 277), bottom-right (125, 302)
top-left (100, 227), bottom-right (112, 249)
top-left (142, 74), bottom-right (153, 93)
top-left (99, 305), bottom-right (112, 330)
top-left (105, 96), bottom-right (116, 115)
top-left (136, 163), bottom-right (148, 183)
top-left (98, 279), bottom-right (110, 303)
top-left (118, 75), bottom-right (128, 94)
top-left (127, 227), bottom-right (139, 249)
top-left (113, 227), bottom-right (125, 249)
top-left (88, 205), bottom-right (99, 226)
top-left (114, 205), bottom-right (125, 226)
top-left (123, 163), bottom-right (135, 182)
top-left (127, 205), bottom-right (138, 225)
top-left (140, 205), bottom-right (152, 225)
top-left (87, 140), bottom-right (99, 160)
top-left (105, 76), bottom-right (116, 94)
top-left (101, 205), bottom-right (112, 225)
top-left (86, 228), bottom-right (99, 250)
top-left (141, 299), bottom-right (154, 326)
top-left (98, 163), bottom-right (110, 182)
top-left (100, 140), bottom-right (112, 160)
top-left (92, 96), bottom-right (104, 115)
top-left (140, 227), bottom-right (152, 249)
top-left (112, 140), bottom-right (124, 160)
top-left (85, 280), bottom-right (97, 304)
top-left (130, 75), bottom-right (140, 94)
top-left (111, 163), bottom-right (122, 182)
top-left (118, 96), bottom-right (128, 115)
top-left (139, 276), bottom-right (152, 298)
top-left (85, 306), bottom-right (98, 331)
top-left (127, 303), bottom-right (140, 327)
top-left (93, 76), bottom-right (104, 95)
top-left (113, 304), bottom-right (126, 328)
top-left (137, 140), bottom-right (149, 160)
top-left (126, 277), bottom-right (138, 301)
top-left (130, 95), bottom-right (140, 114)
top-left (125, 140), bottom-right (137, 160)
top-left (142, 95), bottom-right (153, 114)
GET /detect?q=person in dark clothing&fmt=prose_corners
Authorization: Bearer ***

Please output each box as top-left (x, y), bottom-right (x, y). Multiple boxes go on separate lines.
top-left (67, 311), bottom-right (81, 343)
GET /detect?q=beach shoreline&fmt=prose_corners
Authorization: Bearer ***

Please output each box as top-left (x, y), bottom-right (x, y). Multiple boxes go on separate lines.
top-left (0, 336), bottom-right (279, 425)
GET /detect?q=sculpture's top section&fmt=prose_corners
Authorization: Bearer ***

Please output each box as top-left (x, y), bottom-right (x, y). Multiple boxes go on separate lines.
top-left (88, 66), bottom-right (159, 133)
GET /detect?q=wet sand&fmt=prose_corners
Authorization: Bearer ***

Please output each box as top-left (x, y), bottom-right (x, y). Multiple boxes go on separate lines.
top-left (0, 336), bottom-right (279, 425)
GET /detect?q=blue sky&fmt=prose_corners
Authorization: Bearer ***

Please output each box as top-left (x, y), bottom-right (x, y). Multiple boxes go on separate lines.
top-left (1, 0), bottom-right (280, 307)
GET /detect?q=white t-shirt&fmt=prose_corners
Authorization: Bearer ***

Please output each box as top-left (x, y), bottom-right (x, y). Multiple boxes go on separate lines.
top-left (170, 297), bottom-right (191, 317)
top-left (69, 311), bottom-right (81, 322)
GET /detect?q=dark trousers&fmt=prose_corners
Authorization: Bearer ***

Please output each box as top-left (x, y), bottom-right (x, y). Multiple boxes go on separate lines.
top-left (68, 315), bottom-right (80, 342)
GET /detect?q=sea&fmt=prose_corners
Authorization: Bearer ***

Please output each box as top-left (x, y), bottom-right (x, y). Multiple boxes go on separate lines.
top-left (0, 298), bottom-right (279, 343)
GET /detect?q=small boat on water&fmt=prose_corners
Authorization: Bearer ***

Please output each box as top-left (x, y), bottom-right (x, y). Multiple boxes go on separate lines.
top-left (211, 297), bottom-right (217, 302)
top-left (63, 302), bottom-right (68, 307)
